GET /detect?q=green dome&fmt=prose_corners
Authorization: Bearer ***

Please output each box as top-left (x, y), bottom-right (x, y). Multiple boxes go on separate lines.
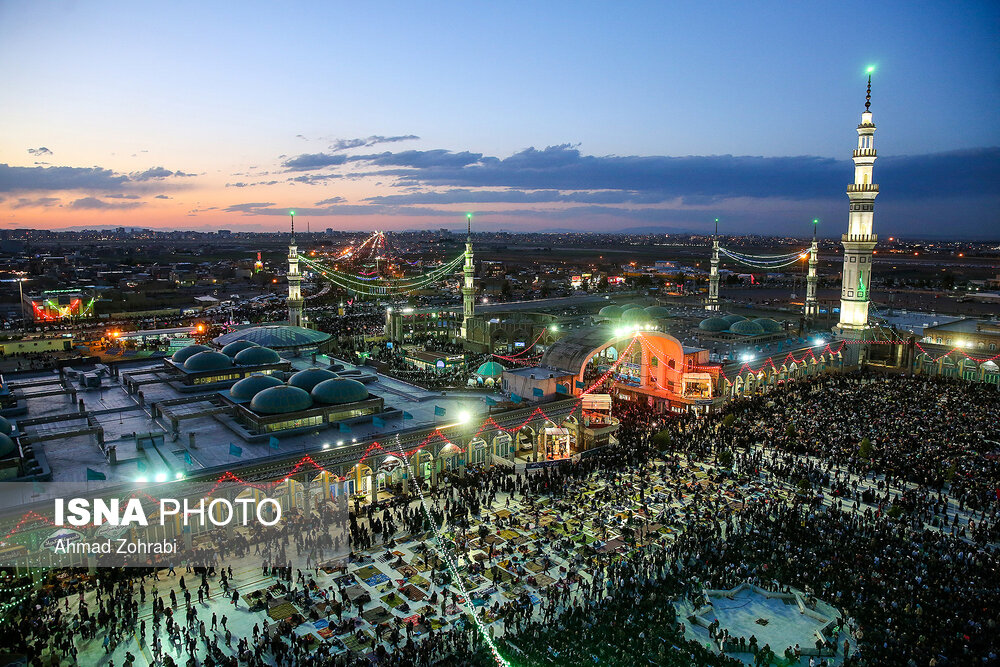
top-left (598, 305), bottom-right (623, 319)
top-left (221, 340), bottom-right (258, 357)
top-left (699, 317), bottom-right (730, 332)
top-left (172, 344), bottom-right (210, 363)
top-left (621, 308), bottom-right (648, 323)
top-left (0, 433), bottom-right (16, 459)
top-left (753, 318), bottom-right (783, 333)
top-left (620, 304), bottom-right (645, 312)
top-left (234, 346), bottom-right (281, 366)
top-left (476, 361), bottom-right (505, 378)
top-left (229, 374), bottom-right (284, 401)
top-left (288, 368), bottom-right (338, 392)
top-left (0, 416), bottom-right (12, 436)
top-left (722, 314), bottom-right (747, 325)
top-left (183, 351), bottom-right (234, 372)
top-left (730, 320), bottom-right (765, 336)
top-left (644, 306), bottom-right (671, 318)
top-left (311, 378), bottom-right (368, 405)
top-left (250, 385), bottom-right (314, 414)
top-left (214, 324), bottom-right (332, 350)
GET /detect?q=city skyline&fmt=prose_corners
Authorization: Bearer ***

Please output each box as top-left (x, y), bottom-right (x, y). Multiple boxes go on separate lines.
top-left (1, 1), bottom-right (998, 238)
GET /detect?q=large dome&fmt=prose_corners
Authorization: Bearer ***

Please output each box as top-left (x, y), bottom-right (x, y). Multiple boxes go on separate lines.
top-left (0, 416), bottom-right (12, 436)
top-left (722, 314), bottom-right (747, 325)
top-left (221, 340), bottom-right (258, 357)
top-left (620, 308), bottom-right (648, 323)
top-left (311, 378), bottom-right (368, 405)
top-left (171, 344), bottom-right (210, 363)
top-left (250, 385), bottom-right (314, 414)
top-left (730, 320), bottom-right (765, 336)
top-left (597, 305), bottom-right (623, 319)
top-left (214, 325), bottom-right (332, 350)
top-left (288, 368), bottom-right (338, 392)
top-left (620, 303), bottom-right (645, 313)
top-left (229, 374), bottom-right (284, 401)
top-left (644, 306), bottom-right (671, 319)
top-left (0, 433), bottom-right (16, 459)
top-left (753, 318), bottom-right (783, 333)
top-left (476, 361), bottom-right (505, 378)
top-left (183, 351), bottom-right (234, 372)
top-left (699, 317), bottom-right (730, 332)
top-left (234, 346), bottom-right (281, 366)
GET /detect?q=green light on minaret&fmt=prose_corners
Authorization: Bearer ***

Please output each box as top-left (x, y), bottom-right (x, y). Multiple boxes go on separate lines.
top-left (290, 211), bottom-right (295, 216)
top-left (866, 66), bottom-right (875, 73)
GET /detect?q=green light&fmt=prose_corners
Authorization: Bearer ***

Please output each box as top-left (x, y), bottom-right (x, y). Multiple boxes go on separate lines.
top-left (867, 66), bottom-right (875, 73)
top-left (290, 210), bottom-right (295, 216)
top-left (813, 219), bottom-right (819, 224)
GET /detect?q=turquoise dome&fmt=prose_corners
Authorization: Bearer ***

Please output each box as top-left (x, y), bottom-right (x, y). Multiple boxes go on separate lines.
top-left (234, 346), bottom-right (281, 366)
top-left (0, 416), bottom-right (12, 436)
top-left (644, 306), bottom-right (671, 318)
top-left (229, 374), bottom-right (284, 401)
top-left (730, 320), bottom-right (765, 336)
top-left (250, 385), bottom-right (314, 414)
top-left (621, 308), bottom-right (648, 323)
top-left (0, 433), bottom-right (16, 458)
top-left (183, 351), bottom-right (234, 372)
top-left (722, 314), bottom-right (747, 325)
top-left (620, 304), bottom-right (645, 312)
top-left (288, 368), bottom-right (338, 392)
top-left (311, 378), bottom-right (368, 405)
top-left (221, 340), bottom-right (258, 357)
top-left (476, 361), bottom-right (505, 378)
top-left (753, 318), bottom-right (783, 333)
top-left (172, 344), bottom-right (210, 363)
top-left (598, 305), bottom-right (623, 319)
top-left (699, 317), bottom-right (730, 332)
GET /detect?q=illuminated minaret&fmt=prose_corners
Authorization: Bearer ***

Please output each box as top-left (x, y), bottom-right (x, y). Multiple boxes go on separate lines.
top-left (707, 218), bottom-right (720, 311)
top-left (804, 219), bottom-right (819, 320)
top-left (836, 69), bottom-right (878, 336)
top-left (287, 211), bottom-right (304, 327)
top-left (460, 213), bottom-right (475, 339)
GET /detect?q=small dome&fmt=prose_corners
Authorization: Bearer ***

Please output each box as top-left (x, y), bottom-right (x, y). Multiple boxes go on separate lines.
top-left (753, 318), bottom-right (783, 333)
top-left (229, 374), bottom-right (284, 401)
top-left (0, 433), bottom-right (16, 459)
top-left (621, 308), bottom-right (648, 323)
top-left (644, 306), bottom-right (670, 318)
top-left (598, 305), bottom-right (623, 319)
top-left (250, 385), bottom-right (314, 414)
top-left (221, 340), bottom-right (258, 357)
top-left (730, 320), bottom-right (766, 336)
top-left (699, 317), bottom-right (730, 332)
top-left (311, 378), bottom-right (369, 405)
top-left (0, 416), bottom-right (12, 436)
top-left (234, 346), bottom-right (281, 366)
top-left (183, 351), bottom-right (234, 372)
top-left (476, 361), bottom-right (505, 378)
top-left (722, 314), bottom-right (747, 325)
top-left (620, 304), bottom-right (645, 312)
top-left (288, 368), bottom-right (338, 392)
top-left (171, 344), bottom-right (210, 363)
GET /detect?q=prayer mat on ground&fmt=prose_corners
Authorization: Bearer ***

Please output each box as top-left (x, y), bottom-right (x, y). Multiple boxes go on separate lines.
top-left (354, 565), bottom-right (382, 581)
top-left (394, 564), bottom-right (418, 577)
top-left (399, 584), bottom-right (428, 602)
top-left (317, 626), bottom-right (334, 639)
top-left (345, 586), bottom-right (371, 604)
top-left (381, 592), bottom-right (407, 609)
top-left (362, 606), bottom-right (393, 625)
top-left (444, 603), bottom-right (461, 615)
top-left (484, 568), bottom-right (516, 584)
top-left (481, 534), bottom-right (505, 545)
top-left (495, 509), bottom-right (512, 519)
top-left (363, 573), bottom-right (390, 587)
top-left (341, 632), bottom-right (372, 652)
top-left (531, 573), bottom-right (556, 588)
top-left (510, 535), bottom-right (531, 546)
top-left (596, 538), bottom-right (626, 553)
top-left (407, 573), bottom-right (431, 588)
top-left (268, 602), bottom-right (297, 621)
top-left (334, 574), bottom-right (355, 588)
top-left (313, 619), bottom-right (329, 629)
top-left (429, 618), bottom-right (446, 630)
top-left (498, 529), bottom-right (520, 541)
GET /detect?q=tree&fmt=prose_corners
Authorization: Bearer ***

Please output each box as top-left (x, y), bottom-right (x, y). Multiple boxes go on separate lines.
top-left (652, 429), bottom-right (672, 452)
top-left (785, 423), bottom-right (796, 438)
top-left (859, 437), bottom-right (873, 458)
top-left (722, 414), bottom-right (736, 429)
top-left (717, 449), bottom-right (734, 468)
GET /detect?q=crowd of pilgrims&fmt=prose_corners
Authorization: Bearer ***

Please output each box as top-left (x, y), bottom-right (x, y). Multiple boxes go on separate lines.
top-left (0, 370), bottom-right (996, 666)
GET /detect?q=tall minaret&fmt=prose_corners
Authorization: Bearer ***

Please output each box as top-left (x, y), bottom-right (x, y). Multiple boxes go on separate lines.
top-left (287, 211), bottom-right (304, 327)
top-left (804, 219), bottom-right (819, 320)
top-left (460, 213), bottom-right (475, 339)
top-left (707, 218), bottom-right (720, 311)
top-left (836, 69), bottom-right (878, 337)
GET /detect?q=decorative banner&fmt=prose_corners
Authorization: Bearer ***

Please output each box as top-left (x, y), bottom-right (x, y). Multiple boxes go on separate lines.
top-left (555, 384), bottom-right (568, 394)
top-left (339, 422), bottom-right (352, 433)
top-left (434, 406), bottom-right (446, 417)
top-left (42, 528), bottom-right (83, 552)
top-left (269, 436), bottom-right (280, 450)
top-left (403, 411), bottom-right (414, 420)
top-left (510, 393), bottom-right (522, 403)
top-left (183, 452), bottom-right (193, 465)
top-left (532, 387), bottom-right (544, 397)
top-left (229, 443), bottom-right (243, 457)
top-left (86, 468), bottom-right (106, 481)
top-left (576, 380), bottom-right (585, 389)
top-left (372, 416), bottom-right (385, 428)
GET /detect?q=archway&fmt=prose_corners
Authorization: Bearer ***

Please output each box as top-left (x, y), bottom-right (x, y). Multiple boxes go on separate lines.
top-left (468, 437), bottom-right (489, 467)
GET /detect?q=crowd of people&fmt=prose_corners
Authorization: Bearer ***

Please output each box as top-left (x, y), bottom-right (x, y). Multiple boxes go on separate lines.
top-left (0, 370), bottom-right (996, 666)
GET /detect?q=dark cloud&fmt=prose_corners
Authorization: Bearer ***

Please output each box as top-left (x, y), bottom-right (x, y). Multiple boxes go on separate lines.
top-left (223, 202), bottom-right (455, 217)
top-left (282, 153), bottom-right (349, 171)
top-left (154, 194), bottom-right (170, 199)
top-left (0, 164), bottom-right (129, 192)
top-left (11, 196), bottom-right (60, 209)
top-left (364, 188), bottom-right (670, 206)
top-left (106, 193), bottom-right (142, 199)
top-left (129, 167), bottom-right (196, 181)
top-left (282, 148), bottom-right (479, 173)
top-left (329, 135), bottom-right (419, 152)
top-left (226, 182), bottom-right (250, 188)
top-left (287, 173), bottom-right (343, 185)
top-left (27, 147), bottom-right (53, 156)
top-left (224, 202), bottom-right (276, 213)
top-left (69, 196), bottom-right (144, 210)
top-left (314, 196), bottom-right (346, 206)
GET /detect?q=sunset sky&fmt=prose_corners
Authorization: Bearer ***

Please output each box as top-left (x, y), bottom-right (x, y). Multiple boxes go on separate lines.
top-left (0, 1), bottom-right (997, 238)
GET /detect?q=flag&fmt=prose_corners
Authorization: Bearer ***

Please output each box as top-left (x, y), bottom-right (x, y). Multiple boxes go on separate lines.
top-left (402, 411), bottom-right (413, 420)
top-left (484, 396), bottom-right (497, 406)
top-left (183, 452), bottom-right (193, 465)
top-left (269, 436), bottom-right (280, 450)
top-left (434, 406), bottom-right (446, 417)
top-left (556, 383), bottom-right (568, 394)
top-left (137, 460), bottom-right (147, 472)
top-left (229, 443), bottom-right (243, 457)
top-left (372, 416), bottom-right (385, 428)
top-left (510, 393), bottom-right (522, 403)
top-left (32, 478), bottom-right (43, 494)
top-left (86, 468), bottom-right (106, 481)
top-left (339, 422), bottom-right (352, 433)
top-left (575, 380), bottom-right (585, 389)
top-left (532, 387), bottom-right (544, 397)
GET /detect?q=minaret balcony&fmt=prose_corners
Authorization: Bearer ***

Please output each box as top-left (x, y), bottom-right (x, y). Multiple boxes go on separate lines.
top-left (852, 148), bottom-right (877, 157)
top-left (846, 183), bottom-right (878, 193)
top-left (841, 233), bottom-right (878, 243)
